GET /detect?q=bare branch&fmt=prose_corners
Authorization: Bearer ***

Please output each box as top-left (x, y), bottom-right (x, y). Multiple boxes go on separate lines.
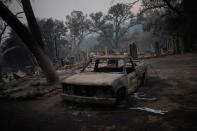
top-left (140, 0), bottom-right (181, 16)
top-left (140, 5), bottom-right (168, 15)
top-left (127, 0), bottom-right (140, 8)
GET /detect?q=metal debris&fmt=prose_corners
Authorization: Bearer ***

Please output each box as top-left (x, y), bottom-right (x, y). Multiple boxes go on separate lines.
top-left (133, 93), bottom-right (157, 101)
top-left (129, 107), bottom-right (168, 115)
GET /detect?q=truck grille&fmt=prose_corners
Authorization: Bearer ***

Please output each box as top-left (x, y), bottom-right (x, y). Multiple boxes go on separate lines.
top-left (63, 84), bottom-right (113, 97)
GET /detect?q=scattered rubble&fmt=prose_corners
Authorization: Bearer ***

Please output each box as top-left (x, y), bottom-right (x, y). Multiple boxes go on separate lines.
top-left (0, 75), bottom-right (61, 100)
top-left (0, 61), bottom-right (83, 100)
top-left (13, 70), bottom-right (26, 79)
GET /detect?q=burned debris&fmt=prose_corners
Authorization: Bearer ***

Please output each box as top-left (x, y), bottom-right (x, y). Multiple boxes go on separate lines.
top-left (0, 0), bottom-right (197, 131)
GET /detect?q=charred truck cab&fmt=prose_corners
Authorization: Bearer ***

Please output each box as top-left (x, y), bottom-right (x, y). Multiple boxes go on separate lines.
top-left (61, 55), bottom-right (147, 105)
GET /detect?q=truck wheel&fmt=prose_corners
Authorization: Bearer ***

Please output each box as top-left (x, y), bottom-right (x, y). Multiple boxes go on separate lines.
top-left (141, 73), bottom-right (146, 87)
top-left (116, 88), bottom-right (128, 107)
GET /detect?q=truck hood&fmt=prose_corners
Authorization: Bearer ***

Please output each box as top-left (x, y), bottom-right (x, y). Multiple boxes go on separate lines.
top-left (63, 72), bottom-right (124, 86)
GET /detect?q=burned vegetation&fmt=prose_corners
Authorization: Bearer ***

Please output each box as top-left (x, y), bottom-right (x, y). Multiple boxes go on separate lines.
top-left (0, 0), bottom-right (197, 131)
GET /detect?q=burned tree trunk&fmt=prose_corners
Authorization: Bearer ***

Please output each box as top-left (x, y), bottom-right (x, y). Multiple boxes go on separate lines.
top-left (176, 37), bottom-right (181, 54)
top-left (129, 43), bottom-right (138, 58)
top-left (0, 2), bottom-right (59, 84)
top-left (173, 39), bottom-right (177, 54)
top-left (114, 30), bottom-right (119, 48)
top-left (183, 34), bottom-right (193, 52)
top-left (0, 22), bottom-right (7, 45)
top-left (54, 36), bottom-right (59, 59)
top-left (0, 53), bottom-right (2, 83)
top-left (154, 42), bottom-right (160, 56)
top-left (21, 0), bottom-right (44, 49)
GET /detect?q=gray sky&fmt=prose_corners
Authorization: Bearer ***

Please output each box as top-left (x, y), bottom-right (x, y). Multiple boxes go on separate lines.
top-left (10, 0), bottom-right (141, 21)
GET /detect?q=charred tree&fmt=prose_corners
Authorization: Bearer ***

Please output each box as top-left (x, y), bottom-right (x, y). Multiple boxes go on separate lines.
top-left (0, 21), bottom-right (7, 44)
top-left (21, 0), bottom-right (44, 49)
top-left (0, 1), bottom-right (59, 84)
top-left (155, 42), bottom-right (161, 56)
top-left (129, 43), bottom-right (138, 58)
top-left (0, 53), bottom-right (2, 83)
top-left (108, 3), bottom-right (135, 48)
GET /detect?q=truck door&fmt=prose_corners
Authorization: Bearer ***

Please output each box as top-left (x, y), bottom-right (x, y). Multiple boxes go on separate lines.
top-left (127, 70), bottom-right (138, 94)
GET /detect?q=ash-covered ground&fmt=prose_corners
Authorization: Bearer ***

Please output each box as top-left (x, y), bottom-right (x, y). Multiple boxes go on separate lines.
top-left (0, 53), bottom-right (197, 131)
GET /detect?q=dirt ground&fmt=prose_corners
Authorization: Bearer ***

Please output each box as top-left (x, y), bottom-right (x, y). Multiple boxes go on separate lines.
top-left (1, 53), bottom-right (197, 131)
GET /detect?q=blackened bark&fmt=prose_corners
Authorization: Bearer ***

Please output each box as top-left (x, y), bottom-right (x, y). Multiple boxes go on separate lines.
top-left (176, 36), bottom-right (181, 54)
top-left (0, 2), bottom-right (59, 84)
top-left (183, 35), bottom-right (192, 52)
top-left (0, 23), bottom-right (7, 44)
top-left (21, 0), bottom-right (44, 49)
top-left (129, 43), bottom-right (138, 58)
top-left (0, 54), bottom-right (2, 83)
top-left (54, 36), bottom-right (58, 59)
top-left (182, 0), bottom-right (197, 52)
top-left (114, 24), bottom-right (120, 48)
top-left (155, 42), bottom-right (160, 56)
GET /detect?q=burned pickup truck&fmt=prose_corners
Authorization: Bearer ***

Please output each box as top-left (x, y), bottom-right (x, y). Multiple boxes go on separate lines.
top-left (61, 55), bottom-right (147, 105)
